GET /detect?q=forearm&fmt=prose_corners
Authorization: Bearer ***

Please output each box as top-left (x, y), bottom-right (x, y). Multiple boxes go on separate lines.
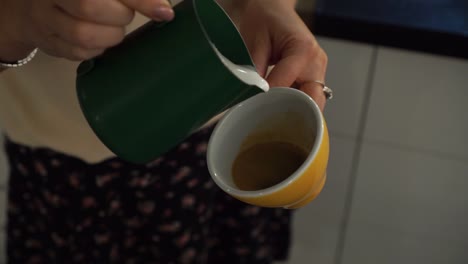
top-left (217, 0), bottom-right (297, 27)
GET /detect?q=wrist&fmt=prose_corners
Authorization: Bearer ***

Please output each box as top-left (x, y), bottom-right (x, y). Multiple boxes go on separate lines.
top-left (0, 41), bottom-right (35, 63)
top-left (0, 3), bottom-right (35, 62)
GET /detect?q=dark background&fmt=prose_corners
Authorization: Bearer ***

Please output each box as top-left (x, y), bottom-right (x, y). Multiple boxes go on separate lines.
top-left (298, 0), bottom-right (468, 59)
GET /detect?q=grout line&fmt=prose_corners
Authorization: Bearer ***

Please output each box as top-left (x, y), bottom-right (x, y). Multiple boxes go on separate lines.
top-left (362, 138), bottom-right (468, 164)
top-left (328, 132), bottom-right (358, 141)
top-left (333, 46), bottom-right (380, 264)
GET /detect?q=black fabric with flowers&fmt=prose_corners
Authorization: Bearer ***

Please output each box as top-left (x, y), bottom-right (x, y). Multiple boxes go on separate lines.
top-left (4, 124), bottom-right (291, 264)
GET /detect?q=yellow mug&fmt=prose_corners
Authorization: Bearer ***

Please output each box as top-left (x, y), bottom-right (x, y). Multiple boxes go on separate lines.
top-left (207, 88), bottom-right (329, 209)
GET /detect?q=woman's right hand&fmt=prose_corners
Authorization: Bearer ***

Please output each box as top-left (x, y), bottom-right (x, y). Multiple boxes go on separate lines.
top-left (0, 0), bottom-right (174, 61)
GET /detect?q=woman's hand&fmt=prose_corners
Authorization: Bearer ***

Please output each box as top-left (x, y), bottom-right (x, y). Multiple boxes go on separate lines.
top-left (0, 0), bottom-right (174, 61)
top-left (235, 0), bottom-right (328, 110)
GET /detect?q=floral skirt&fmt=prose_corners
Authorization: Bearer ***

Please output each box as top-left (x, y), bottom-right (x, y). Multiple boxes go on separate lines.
top-left (4, 124), bottom-right (291, 264)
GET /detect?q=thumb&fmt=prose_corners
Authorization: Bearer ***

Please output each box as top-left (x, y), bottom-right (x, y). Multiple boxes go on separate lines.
top-left (244, 36), bottom-right (271, 77)
top-left (265, 42), bottom-right (309, 87)
top-left (120, 0), bottom-right (174, 21)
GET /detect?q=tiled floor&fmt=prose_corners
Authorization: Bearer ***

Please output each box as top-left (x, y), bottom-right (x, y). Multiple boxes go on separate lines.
top-left (285, 40), bottom-right (468, 264)
top-left (318, 37), bottom-right (375, 138)
top-left (364, 48), bottom-right (468, 160)
top-left (0, 37), bottom-right (467, 264)
top-left (287, 136), bottom-right (357, 264)
top-left (285, 37), bottom-right (376, 264)
top-left (337, 47), bottom-right (468, 264)
top-left (341, 142), bottom-right (468, 264)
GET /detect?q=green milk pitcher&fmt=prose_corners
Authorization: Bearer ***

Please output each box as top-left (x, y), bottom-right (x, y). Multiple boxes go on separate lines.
top-left (76, 0), bottom-right (266, 163)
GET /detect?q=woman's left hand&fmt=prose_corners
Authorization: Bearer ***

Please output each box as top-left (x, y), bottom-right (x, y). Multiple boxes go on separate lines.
top-left (234, 0), bottom-right (328, 111)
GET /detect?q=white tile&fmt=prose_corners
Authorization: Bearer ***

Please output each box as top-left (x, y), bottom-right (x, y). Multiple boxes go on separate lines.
top-left (342, 142), bottom-right (468, 264)
top-left (317, 37), bottom-right (375, 138)
top-left (364, 47), bottom-right (468, 160)
top-left (291, 136), bottom-right (356, 264)
top-left (286, 243), bottom-right (320, 264)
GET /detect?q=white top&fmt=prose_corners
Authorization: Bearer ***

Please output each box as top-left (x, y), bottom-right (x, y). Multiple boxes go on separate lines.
top-left (0, 8), bottom-right (225, 163)
top-left (0, 0), bottom-right (263, 163)
top-left (0, 42), bottom-right (119, 163)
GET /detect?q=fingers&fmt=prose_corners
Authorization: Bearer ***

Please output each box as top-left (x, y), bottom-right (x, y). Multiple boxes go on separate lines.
top-left (31, 3), bottom-right (124, 60)
top-left (48, 6), bottom-right (126, 50)
top-left (266, 54), bottom-right (307, 88)
top-left (119, 0), bottom-right (174, 21)
top-left (297, 44), bottom-right (328, 111)
top-left (266, 38), bottom-right (329, 111)
top-left (23, 0), bottom-right (174, 61)
top-left (53, 0), bottom-right (134, 26)
top-left (40, 33), bottom-right (105, 61)
top-left (243, 32), bottom-right (271, 77)
top-left (300, 81), bottom-right (326, 111)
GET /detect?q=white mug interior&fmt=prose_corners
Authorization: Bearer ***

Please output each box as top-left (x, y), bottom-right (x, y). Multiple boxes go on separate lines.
top-left (207, 88), bottom-right (324, 198)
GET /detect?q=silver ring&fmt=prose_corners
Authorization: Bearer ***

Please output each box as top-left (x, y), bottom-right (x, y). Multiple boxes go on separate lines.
top-left (313, 80), bottom-right (333, 100)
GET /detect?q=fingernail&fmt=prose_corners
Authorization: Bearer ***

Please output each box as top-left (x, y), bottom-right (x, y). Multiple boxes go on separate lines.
top-left (154, 7), bottom-right (174, 21)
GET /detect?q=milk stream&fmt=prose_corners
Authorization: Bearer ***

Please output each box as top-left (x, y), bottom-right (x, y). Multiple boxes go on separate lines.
top-left (211, 44), bottom-right (270, 92)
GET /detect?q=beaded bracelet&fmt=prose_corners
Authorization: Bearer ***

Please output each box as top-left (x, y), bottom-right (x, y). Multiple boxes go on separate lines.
top-left (0, 48), bottom-right (38, 69)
